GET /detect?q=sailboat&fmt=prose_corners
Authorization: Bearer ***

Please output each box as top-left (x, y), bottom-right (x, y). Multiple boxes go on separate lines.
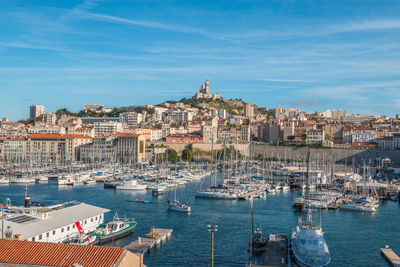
top-left (194, 137), bottom-right (238, 200)
top-left (168, 187), bottom-right (191, 213)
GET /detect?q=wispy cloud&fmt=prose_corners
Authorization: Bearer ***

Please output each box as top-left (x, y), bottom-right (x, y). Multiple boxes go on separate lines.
top-left (74, 11), bottom-right (208, 36)
top-left (280, 99), bottom-right (330, 107)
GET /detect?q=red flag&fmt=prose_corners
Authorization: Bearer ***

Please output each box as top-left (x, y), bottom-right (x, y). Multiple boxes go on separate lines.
top-left (75, 221), bottom-right (83, 233)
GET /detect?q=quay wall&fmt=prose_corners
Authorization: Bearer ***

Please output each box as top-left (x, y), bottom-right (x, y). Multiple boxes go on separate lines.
top-left (150, 142), bottom-right (400, 166)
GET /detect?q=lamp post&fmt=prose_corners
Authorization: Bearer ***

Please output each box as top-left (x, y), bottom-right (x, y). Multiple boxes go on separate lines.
top-left (207, 225), bottom-right (218, 267)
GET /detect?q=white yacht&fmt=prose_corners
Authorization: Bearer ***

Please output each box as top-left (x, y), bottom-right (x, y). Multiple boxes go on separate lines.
top-left (0, 176), bottom-right (10, 184)
top-left (35, 176), bottom-right (48, 183)
top-left (195, 189), bottom-right (238, 200)
top-left (291, 210), bottom-right (331, 267)
top-left (10, 177), bottom-right (35, 184)
top-left (340, 202), bottom-right (376, 212)
top-left (115, 180), bottom-right (147, 190)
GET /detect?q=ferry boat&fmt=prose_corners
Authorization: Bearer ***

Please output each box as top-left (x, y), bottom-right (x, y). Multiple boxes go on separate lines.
top-left (291, 210), bottom-right (331, 267)
top-left (94, 213), bottom-right (137, 244)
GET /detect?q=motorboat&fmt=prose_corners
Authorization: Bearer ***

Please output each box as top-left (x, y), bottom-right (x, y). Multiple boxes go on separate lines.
top-left (291, 210), bottom-right (331, 267)
top-left (115, 180), bottom-right (147, 190)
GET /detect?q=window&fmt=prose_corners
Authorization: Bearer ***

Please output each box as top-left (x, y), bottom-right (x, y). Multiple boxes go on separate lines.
top-left (67, 226), bottom-right (70, 231)
top-left (91, 218), bottom-right (93, 222)
top-left (95, 216), bottom-right (98, 220)
top-left (53, 230), bottom-right (56, 235)
top-left (32, 237), bottom-right (35, 241)
top-left (46, 233), bottom-right (49, 238)
top-left (73, 224), bottom-right (75, 228)
top-left (39, 234), bottom-right (42, 240)
top-left (61, 228), bottom-right (64, 233)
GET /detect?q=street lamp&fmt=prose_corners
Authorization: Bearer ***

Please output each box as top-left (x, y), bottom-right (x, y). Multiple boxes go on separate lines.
top-left (207, 225), bottom-right (218, 267)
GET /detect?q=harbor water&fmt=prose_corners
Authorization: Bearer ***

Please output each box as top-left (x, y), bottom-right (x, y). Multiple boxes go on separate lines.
top-left (1, 182), bottom-right (399, 266)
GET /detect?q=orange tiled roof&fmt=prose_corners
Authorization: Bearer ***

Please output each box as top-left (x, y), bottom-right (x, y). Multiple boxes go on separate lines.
top-left (29, 134), bottom-right (92, 139)
top-left (114, 132), bottom-right (140, 137)
top-left (0, 240), bottom-right (125, 267)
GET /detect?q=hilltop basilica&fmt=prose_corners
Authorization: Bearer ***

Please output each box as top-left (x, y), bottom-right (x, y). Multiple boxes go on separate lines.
top-left (193, 76), bottom-right (222, 100)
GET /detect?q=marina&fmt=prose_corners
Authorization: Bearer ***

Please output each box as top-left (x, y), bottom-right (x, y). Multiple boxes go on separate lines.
top-left (0, 177), bottom-right (399, 266)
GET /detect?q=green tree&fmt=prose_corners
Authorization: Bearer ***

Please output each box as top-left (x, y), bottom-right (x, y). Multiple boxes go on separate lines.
top-left (167, 149), bottom-right (180, 163)
top-left (181, 148), bottom-right (193, 162)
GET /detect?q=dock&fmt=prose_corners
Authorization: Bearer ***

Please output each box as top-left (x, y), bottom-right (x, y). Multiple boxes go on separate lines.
top-left (125, 228), bottom-right (172, 255)
top-left (381, 245), bottom-right (400, 267)
top-left (253, 234), bottom-right (288, 267)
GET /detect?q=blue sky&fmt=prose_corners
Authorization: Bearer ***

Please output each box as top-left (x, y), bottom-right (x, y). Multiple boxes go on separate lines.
top-left (1, 0), bottom-right (400, 120)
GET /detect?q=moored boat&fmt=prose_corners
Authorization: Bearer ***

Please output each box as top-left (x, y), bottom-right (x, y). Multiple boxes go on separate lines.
top-left (66, 234), bottom-right (99, 246)
top-left (291, 210), bottom-right (331, 267)
top-left (94, 213), bottom-right (137, 244)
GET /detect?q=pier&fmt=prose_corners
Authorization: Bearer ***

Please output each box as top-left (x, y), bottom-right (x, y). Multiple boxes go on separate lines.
top-left (125, 228), bottom-right (172, 255)
top-left (381, 245), bottom-right (400, 267)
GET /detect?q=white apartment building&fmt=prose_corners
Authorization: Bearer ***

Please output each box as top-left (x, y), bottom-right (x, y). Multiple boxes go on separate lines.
top-left (150, 129), bottom-right (163, 141)
top-left (43, 112), bottom-right (57, 125)
top-left (2, 138), bottom-right (26, 162)
top-left (27, 134), bottom-right (93, 163)
top-left (119, 112), bottom-right (143, 126)
top-left (201, 125), bottom-right (218, 144)
top-left (79, 136), bottom-right (116, 163)
top-left (168, 110), bottom-right (193, 122)
top-left (212, 109), bottom-right (227, 119)
top-left (306, 130), bottom-right (325, 146)
top-left (30, 105), bottom-right (45, 119)
top-left (94, 121), bottom-right (123, 137)
top-left (27, 125), bottom-right (65, 135)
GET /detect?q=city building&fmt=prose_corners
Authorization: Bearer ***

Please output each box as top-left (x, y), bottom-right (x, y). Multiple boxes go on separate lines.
top-left (166, 134), bottom-right (203, 143)
top-left (212, 109), bottom-right (227, 119)
top-left (306, 130), bottom-right (325, 146)
top-left (1, 137), bottom-right (26, 163)
top-left (29, 105), bottom-right (45, 119)
top-left (115, 132), bottom-right (146, 164)
top-left (27, 134), bottom-right (93, 163)
top-left (201, 125), bottom-right (218, 143)
top-left (168, 110), bottom-right (193, 122)
top-left (94, 121), bottom-right (123, 137)
top-left (43, 112), bottom-right (57, 125)
top-left (244, 103), bottom-right (254, 118)
top-left (119, 112), bottom-right (143, 126)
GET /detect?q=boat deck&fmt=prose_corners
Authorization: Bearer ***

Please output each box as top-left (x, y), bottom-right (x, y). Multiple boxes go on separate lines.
top-left (238, 189), bottom-right (266, 200)
top-left (261, 234), bottom-right (288, 267)
top-left (125, 228), bottom-right (172, 255)
top-left (381, 246), bottom-right (400, 267)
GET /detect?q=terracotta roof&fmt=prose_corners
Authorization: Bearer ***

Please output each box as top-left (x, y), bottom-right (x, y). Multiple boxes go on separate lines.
top-left (0, 240), bottom-right (125, 267)
top-left (29, 134), bottom-right (92, 139)
top-left (114, 132), bottom-right (140, 137)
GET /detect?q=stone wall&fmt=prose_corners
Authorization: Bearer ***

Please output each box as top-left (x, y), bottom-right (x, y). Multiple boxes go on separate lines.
top-left (149, 141), bottom-right (400, 166)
